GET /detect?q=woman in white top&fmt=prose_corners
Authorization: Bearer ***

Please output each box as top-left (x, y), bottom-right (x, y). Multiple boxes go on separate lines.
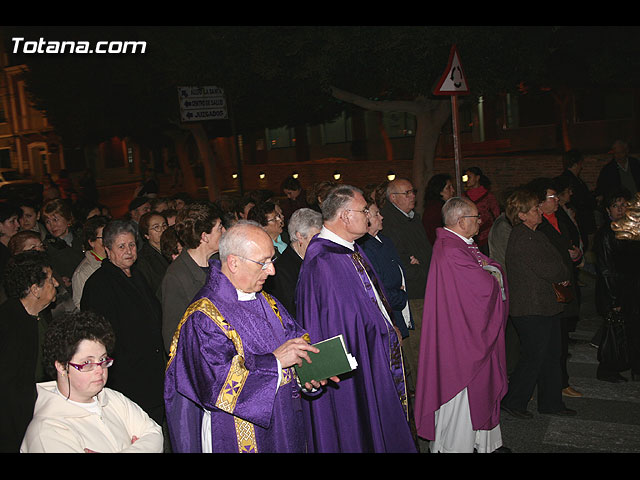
top-left (20, 311), bottom-right (163, 453)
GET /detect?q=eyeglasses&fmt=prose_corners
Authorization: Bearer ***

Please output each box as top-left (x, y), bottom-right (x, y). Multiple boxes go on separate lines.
top-left (266, 214), bottom-right (284, 223)
top-left (68, 357), bottom-right (114, 372)
top-left (237, 255), bottom-right (277, 270)
top-left (545, 194), bottom-right (558, 200)
top-left (391, 189), bottom-right (417, 196)
top-left (149, 223), bottom-right (168, 232)
top-left (461, 215), bottom-right (481, 221)
top-left (346, 208), bottom-right (370, 215)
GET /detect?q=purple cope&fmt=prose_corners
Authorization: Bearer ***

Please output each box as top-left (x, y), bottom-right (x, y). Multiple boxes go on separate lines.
top-left (414, 228), bottom-right (509, 440)
top-left (296, 236), bottom-right (417, 453)
top-left (164, 259), bottom-right (309, 453)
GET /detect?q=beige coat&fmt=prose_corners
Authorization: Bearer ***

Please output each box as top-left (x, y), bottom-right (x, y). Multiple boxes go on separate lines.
top-left (20, 381), bottom-right (163, 453)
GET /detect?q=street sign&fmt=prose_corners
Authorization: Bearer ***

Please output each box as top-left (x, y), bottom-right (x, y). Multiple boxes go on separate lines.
top-left (177, 86), bottom-right (228, 122)
top-left (433, 45), bottom-right (470, 196)
top-left (433, 45), bottom-right (470, 96)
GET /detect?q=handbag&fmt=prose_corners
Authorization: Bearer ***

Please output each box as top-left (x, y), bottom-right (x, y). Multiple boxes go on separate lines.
top-left (552, 282), bottom-right (574, 304)
top-left (597, 309), bottom-right (630, 372)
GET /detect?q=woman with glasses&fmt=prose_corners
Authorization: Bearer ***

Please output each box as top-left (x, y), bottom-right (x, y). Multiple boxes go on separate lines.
top-left (20, 311), bottom-right (163, 453)
top-left (528, 177), bottom-right (583, 399)
top-left (135, 211), bottom-right (170, 297)
top-left (248, 201), bottom-right (288, 255)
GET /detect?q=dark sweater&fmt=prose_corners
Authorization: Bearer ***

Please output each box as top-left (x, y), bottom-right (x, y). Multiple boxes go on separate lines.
top-left (505, 223), bottom-right (570, 317)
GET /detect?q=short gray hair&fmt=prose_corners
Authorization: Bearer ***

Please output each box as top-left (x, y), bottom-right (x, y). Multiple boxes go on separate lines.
top-left (442, 197), bottom-right (475, 227)
top-left (218, 220), bottom-right (262, 262)
top-left (288, 208), bottom-right (322, 240)
top-left (320, 185), bottom-right (363, 222)
top-left (102, 219), bottom-right (137, 250)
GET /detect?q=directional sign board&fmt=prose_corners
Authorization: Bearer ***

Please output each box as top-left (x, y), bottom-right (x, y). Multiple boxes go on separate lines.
top-left (433, 45), bottom-right (470, 96)
top-left (178, 86), bottom-right (228, 122)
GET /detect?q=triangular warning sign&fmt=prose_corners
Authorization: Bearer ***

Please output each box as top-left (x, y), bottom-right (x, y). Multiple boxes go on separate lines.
top-left (433, 45), bottom-right (470, 96)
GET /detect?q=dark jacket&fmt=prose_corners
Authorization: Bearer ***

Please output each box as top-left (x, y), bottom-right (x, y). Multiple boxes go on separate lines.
top-left (263, 244), bottom-right (302, 319)
top-left (80, 259), bottom-right (166, 424)
top-left (0, 298), bottom-right (47, 452)
top-left (44, 231), bottom-right (84, 282)
top-left (536, 213), bottom-right (581, 318)
top-left (594, 221), bottom-right (623, 316)
top-left (160, 249), bottom-right (208, 353)
top-left (559, 169), bottom-right (597, 238)
top-left (505, 223), bottom-right (569, 318)
top-left (595, 157), bottom-right (640, 198)
top-left (379, 202), bottom-right (432, 299)
top-left (357, 233), bottom-right (414, 338)
top-left (134, 242), bottom-right (169, 299)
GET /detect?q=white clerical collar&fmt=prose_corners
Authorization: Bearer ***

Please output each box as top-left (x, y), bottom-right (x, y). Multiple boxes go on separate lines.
top-left (236, 289), bottom-right (257, 301)
top-left (318, 226), bottom-right (355, 251)
top-left (391, 201), bottom-right (414, 219)
top-left (444, 227), bottom-right (474, 245)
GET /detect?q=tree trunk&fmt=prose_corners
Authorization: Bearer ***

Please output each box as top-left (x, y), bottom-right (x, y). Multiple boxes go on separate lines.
top-left (185, 123), bottom-right (220, 202)
top-left (329, 86), bottom-right (452, 215)
top-left (164, 128), bottom-right (199, 198)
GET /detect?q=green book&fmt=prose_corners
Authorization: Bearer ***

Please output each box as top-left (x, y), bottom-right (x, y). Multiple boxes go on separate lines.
top-left (294, 334), bottom-right (358, 385)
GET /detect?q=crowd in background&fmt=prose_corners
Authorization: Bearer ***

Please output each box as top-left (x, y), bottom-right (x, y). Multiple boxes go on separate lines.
top-left (1, 139), bottom-right (639, 453)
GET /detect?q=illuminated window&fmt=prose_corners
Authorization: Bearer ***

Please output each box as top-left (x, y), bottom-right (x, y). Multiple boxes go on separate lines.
top-left (266, 126), bottom-right (295, 149)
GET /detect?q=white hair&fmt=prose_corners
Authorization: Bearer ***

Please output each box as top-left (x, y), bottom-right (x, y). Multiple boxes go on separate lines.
top-left (218, 220), bottom-right (263, 262)
top-left (442, 197), bottom-right (475, 227)
top-left (288, 208), bottom-right (322, 240)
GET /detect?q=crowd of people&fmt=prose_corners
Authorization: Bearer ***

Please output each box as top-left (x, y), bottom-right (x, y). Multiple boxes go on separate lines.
top-left (1, 138), bottom-right (640, 454)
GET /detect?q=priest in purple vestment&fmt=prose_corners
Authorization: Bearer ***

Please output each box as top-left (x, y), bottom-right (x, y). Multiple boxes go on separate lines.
top-left (414, 197), bottom-right (509, 453)
top-left (164, 222), bottom-right (329, 453)
top-left (296, 185), bottom-right (417, 453)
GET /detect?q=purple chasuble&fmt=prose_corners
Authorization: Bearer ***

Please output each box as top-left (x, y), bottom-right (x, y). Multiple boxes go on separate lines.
top-left (164, 260), bottom-right (308, 453)
top-left (296, 237), bottom-right (417, 453)
top-left (414, 228), bottom-right (508, 440)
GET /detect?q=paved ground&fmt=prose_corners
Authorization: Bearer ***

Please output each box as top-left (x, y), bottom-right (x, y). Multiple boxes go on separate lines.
top-left (415, 266), bottom-right (640, 454)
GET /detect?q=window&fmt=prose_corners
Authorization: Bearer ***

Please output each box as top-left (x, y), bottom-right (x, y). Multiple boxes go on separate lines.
top-left (381, 112), bottom-right (416, 138)
top-left (502, 91), bottom-right (556, 129)
top-left (266, 126), bottom-right (295, 149)
top-left (321, 112), bottom-right (352, 144)
top-left (574, 89), bottom-right (634, 123)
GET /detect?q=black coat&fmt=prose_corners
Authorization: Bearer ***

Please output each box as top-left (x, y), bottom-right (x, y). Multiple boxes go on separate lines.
top-left (0, 298), bottom-right (47, 452)
top-left (537, 213), bottom-right (580, 317)
top-left (264, 244), bottom-right (302, 319)
top-left (595, 157), bottom-right (640, 198)
top-left (134, 242), bottom-right (169, 299)
top-left (80, 259), bottom-right (166, 424)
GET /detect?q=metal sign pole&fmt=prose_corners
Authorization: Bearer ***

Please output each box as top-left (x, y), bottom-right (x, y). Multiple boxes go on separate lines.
top-left (451, 95), bottom-right (463, 196)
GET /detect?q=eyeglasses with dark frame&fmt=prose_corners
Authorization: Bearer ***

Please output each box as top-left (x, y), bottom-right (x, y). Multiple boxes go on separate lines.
top-left (68, 357), bottom-right (114, 372)
top-left (237, 255), bottom-right (278, 270)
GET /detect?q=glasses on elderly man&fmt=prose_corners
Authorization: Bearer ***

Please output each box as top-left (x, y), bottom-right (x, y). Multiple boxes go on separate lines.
top-left (237, 255), bottom-right (277, 270)
top-left (68, 357), bottom-right (114, 372)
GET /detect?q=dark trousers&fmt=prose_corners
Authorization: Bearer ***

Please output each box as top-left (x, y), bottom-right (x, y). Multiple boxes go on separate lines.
top-left (502, 313), bottom-right (566, 413)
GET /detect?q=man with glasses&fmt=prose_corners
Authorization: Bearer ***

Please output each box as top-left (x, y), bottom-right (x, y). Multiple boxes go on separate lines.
top-left (414, 197), bottom-right (509, 453)
top-left (296, 185), bottom-right (417, 453)
top-left (165, 221), bottom-right (331, 453)
top-left (380, 178), bottom-right (433, 395)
